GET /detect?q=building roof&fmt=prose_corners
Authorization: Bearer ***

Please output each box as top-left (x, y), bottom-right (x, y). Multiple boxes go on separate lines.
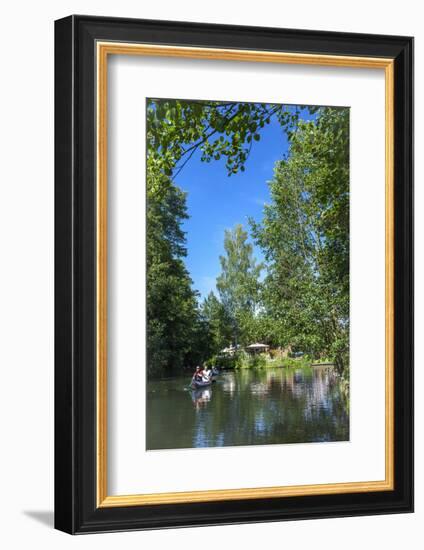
top-left (246, 343), bottom-right (269, 349)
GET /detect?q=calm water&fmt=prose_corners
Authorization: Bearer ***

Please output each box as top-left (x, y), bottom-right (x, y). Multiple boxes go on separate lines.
top-left (146, 367), bottom-right (349, 450)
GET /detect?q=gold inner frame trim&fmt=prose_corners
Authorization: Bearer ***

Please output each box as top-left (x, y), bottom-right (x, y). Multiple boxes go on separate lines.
top-left (96, 41), bottom-right (395, 508)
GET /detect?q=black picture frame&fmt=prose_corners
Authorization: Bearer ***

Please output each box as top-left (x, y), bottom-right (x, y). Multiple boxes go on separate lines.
top-left (55, 14), bottom-right (414, 534)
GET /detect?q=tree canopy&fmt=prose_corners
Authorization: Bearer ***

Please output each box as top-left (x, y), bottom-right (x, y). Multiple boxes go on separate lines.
top-left (147, 99), bottom-right (302, 178)
top-left (251, 107), bottom-right (349, 373)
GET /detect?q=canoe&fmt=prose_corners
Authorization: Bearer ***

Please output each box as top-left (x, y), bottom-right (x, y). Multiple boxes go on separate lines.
top-left (190, 379), bottom-right (213, 389)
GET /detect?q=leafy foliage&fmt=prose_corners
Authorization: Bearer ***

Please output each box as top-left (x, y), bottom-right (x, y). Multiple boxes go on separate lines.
top-left (146, 165), bottom-right (203, 376)
top-left (250, 107), bottom-right (349, 377)
top-left (216, 224), bottom-right (263, 346)
top-left (199, 291), bottom-right (233, 356)
top-left (147, 99), bottom-right (300, 178)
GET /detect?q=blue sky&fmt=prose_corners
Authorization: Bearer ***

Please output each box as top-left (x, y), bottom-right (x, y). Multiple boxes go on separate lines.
top-left (172, 106), bottom-right (310, 302)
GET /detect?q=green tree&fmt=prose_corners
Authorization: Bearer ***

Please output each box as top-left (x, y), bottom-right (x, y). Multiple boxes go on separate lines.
top-left (216, 224), bottom-right (263, 346)
top-left (199, 291), bottom-right (233, 354)
top-left (251, 107), bottom-right (349, 376)
top-left (146, 165), bottom-right (201, 377)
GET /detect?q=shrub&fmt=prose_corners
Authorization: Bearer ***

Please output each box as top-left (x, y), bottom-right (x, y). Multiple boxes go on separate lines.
top-left (247, 353), bottom-right (267, 369)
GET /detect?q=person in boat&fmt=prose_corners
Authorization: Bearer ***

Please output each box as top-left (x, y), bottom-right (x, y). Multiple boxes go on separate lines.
top-left (192, 366), bottom-right (203, 383)
top-left (202, 365), bottom-right (212, 382)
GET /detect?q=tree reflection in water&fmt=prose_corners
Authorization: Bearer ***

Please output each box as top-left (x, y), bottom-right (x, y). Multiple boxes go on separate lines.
top-left (146, 367), bottom-right (349, 450)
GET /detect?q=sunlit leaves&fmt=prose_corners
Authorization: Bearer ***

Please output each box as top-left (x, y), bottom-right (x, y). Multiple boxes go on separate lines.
top-left (216, 224), bottom-right (263, 346)
top-left (146, 99), bottom-right (299, 179)
top-left (251, 107), bottom-right (350, 377)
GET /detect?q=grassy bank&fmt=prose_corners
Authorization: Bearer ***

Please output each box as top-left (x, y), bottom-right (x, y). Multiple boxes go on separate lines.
top-left (207, 352), bottom-right (312, 370)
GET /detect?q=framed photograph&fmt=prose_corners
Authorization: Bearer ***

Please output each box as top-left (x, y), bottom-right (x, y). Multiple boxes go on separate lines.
top-left (54, 15), bottom-right (413, 534)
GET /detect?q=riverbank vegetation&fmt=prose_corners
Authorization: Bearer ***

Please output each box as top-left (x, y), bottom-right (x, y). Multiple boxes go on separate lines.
top-left (146, 100), bottom-right (349, 389)
top-left (205, 351), bottom-right (311, 371)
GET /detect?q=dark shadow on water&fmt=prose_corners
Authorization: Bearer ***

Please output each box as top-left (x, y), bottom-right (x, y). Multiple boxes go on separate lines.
top-left (23, 510), bottom-right (54, 528)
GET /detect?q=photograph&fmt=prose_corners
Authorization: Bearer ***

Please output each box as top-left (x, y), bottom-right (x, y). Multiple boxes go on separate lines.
top-left (146, 98), bottom-right (350, 450)
top-left (51, 12), bottom-right (412, 535)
